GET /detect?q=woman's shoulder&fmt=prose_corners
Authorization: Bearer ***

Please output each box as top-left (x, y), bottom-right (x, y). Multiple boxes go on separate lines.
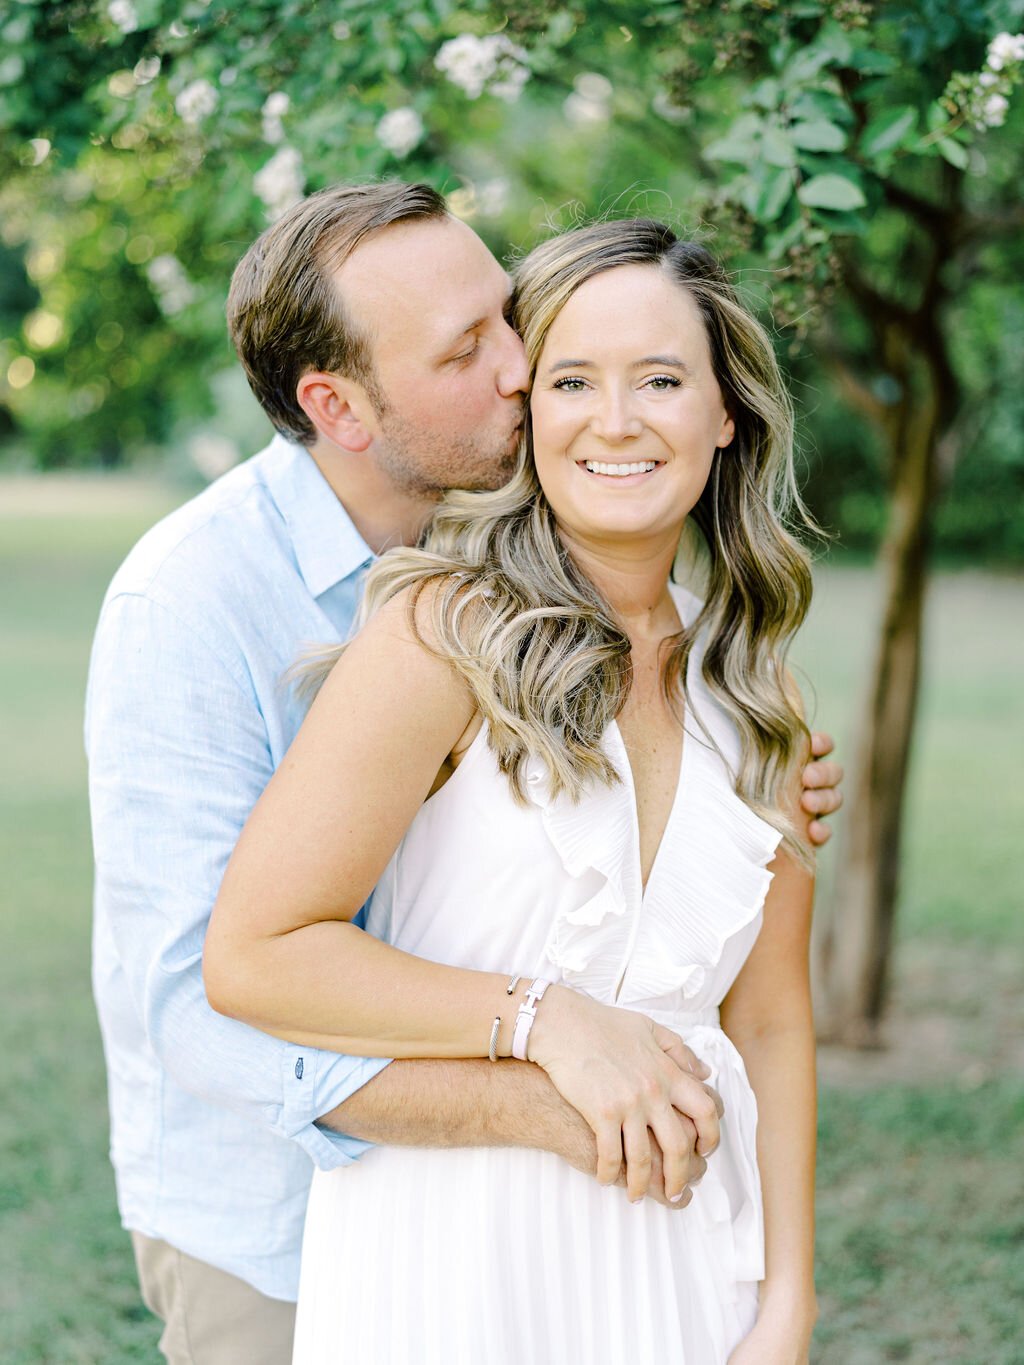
top-left (362, 573), bottom-right (480, 652)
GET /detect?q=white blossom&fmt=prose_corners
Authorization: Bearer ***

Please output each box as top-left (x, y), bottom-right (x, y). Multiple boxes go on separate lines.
top-left (435, 33), bottom-right (529, 102)
top-left (564, 71), bottom-right (613, 127)
top-left (490, 61), bottom-right (530, 103)
top-left (982, 92), bottom-right (1009, 126)
top-left (477, 177), bottom-right (509, 218)
top-left (254, 146), bottom-right (305, 220)
top-left (575, 72), bottom-right (613, 103)
top-left (145, 255), bottom-right (196, 316)
top-left (986, 32), bottom-right (1024, 71)
top-left (442, 178), bottom-right (509, 222)
top-left (134, 57), bottom-right (161, 85)
top-left (978, 70), bottom-right (998, 88)
top-left (447, 186), bottom-right (477, 219)
top-left (175, 78), bottom-right (218, 125)
top-left (564, 92), bottom-right (606, 126)
top-left (263, 91), bottom-right (290, 118)
top-left (435, 35), bottom-right (493, 98)
top-left (652, 90), bottom-right (690, 125)
top-left (376, 107), bottom-right (424, 158)
top-left (262, 91), bottom-right (290, 145)
top-left (108, 0), bottom-right (138, 35)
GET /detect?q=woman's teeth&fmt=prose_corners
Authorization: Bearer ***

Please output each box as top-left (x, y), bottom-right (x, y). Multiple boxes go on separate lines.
top-left (584, 461), bottom-right (657, 477)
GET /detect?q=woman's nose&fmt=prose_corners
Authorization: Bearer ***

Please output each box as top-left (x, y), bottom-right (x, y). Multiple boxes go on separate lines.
top-left (591, 388), bottom-right (643, 442)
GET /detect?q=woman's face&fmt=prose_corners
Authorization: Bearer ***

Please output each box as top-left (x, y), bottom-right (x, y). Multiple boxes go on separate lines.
top-left (529, 264), bottom-right (735, 549)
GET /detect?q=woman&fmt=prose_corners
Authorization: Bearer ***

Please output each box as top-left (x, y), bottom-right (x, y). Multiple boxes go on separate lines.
top-left (205, 219), bottom-right (818, 1363)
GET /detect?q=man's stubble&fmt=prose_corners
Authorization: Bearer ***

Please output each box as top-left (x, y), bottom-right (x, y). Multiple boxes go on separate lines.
top-left (373, 400), bottom-right (523, 499)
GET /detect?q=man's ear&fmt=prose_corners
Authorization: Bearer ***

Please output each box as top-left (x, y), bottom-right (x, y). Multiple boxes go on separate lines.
top-left (296, 371), bottom-right (377, 454)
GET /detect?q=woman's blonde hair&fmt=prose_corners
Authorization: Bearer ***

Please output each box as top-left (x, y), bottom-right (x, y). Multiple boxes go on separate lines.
top-left (302, 219), bottom-right (814, 856)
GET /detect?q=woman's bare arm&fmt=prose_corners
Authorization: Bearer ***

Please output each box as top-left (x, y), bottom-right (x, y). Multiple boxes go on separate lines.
top-left (203, 588), bottom-right (720, 1194)
top-left (204, 589), bottom-right (525, 1055)
top-left (721, 803), bottom-right (818, 1356)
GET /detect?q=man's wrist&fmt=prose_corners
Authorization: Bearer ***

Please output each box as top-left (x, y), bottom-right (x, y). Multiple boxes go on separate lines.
top-left (316, 1056), bottom-right (595, 1171)
top-left (496, 1056), bottom-right (597, 1172)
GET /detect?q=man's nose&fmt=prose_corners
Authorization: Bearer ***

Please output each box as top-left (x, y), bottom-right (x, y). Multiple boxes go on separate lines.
top-left (496, 324), bottom-right (530, 398)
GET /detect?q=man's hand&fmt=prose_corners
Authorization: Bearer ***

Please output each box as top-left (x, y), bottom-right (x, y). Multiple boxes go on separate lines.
top-left (325, 1049), bottom-right (718, 1210)
top-left (801, 731), bottom-right (844, 847)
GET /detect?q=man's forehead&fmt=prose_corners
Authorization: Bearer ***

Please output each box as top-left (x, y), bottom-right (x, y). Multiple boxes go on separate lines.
top-left (333, 216), bottom-right (508, 345)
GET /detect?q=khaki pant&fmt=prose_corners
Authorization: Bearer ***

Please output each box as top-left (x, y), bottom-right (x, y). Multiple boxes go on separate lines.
top-left (131, 1231), bottom-right (296, 1365)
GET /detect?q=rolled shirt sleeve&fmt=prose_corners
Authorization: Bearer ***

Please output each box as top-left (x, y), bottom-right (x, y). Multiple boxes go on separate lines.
top-left (87, 589), bottom-right (390, 1171)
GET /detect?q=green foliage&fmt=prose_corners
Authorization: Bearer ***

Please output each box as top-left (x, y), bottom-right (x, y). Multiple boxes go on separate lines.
top-left (0, 2), bottom-right (1022, 557)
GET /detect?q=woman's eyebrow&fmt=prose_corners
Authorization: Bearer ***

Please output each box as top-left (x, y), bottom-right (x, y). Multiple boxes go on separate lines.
top-left (546, 358), bottom-right (594, 374)
top-left (545, 355), bottom-right (694, 376)
top-left (633, 355), bottom-right (693, 374)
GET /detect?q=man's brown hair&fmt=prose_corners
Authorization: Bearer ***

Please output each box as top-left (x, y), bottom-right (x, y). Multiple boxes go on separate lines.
top-left (227, 181), bottom-right (448, 445)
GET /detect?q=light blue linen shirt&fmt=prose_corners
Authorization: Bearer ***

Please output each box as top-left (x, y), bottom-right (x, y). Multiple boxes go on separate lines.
top-left (86, 435), bottom-right (392, 1301)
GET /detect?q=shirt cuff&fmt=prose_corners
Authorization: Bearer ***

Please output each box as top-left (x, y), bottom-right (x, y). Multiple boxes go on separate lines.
top-left (280, 1046), bottom-right (393, 1172)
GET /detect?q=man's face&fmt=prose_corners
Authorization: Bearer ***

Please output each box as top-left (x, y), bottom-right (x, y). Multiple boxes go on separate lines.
top-left (333, 215), bottom-right (529, 495)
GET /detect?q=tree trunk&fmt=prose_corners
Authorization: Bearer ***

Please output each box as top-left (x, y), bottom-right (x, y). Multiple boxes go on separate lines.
top-left (815, 337), bottom-right (943, 1046)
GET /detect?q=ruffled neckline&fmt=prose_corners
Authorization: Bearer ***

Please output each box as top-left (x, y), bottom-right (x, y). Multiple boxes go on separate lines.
top-left (525, 581), bottom-right (783, 1007)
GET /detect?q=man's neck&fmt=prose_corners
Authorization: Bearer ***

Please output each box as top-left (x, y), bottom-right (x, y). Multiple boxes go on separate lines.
top-left (307, 438), bottom-right (438, 554)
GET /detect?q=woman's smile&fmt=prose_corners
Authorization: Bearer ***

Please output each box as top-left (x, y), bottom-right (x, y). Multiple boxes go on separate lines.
top-left (577, 458), bottom-right (663, 480)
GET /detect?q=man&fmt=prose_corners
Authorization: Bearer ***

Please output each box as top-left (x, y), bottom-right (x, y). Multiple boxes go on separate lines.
top-left (86, 181), bottom-right (843, 1364)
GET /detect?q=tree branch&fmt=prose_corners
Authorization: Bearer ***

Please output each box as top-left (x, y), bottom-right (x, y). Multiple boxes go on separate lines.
top-left (882, 179), bottom-right (952, 232)
top-left (961, 202), bottom-right (1024, 240)
top-left (822, 348), bottom-right (889, 427)
top-left (842, 262), bottom-right (916, 335)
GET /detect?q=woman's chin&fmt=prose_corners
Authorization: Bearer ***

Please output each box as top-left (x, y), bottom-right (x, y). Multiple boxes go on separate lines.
top-left (554, 507), bottom-right (690, 551)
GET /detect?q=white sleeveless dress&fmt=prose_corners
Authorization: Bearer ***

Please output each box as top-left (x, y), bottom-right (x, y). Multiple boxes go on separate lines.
top-left (293, 583), bottom-right (782, 1365)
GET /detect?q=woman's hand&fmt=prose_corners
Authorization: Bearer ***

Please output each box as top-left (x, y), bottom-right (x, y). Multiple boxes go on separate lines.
top-left (526, 986), bottom-right (723, 1203)
top-left (726, 1322), bottom-right (814, 1365)
top-left (726, 1294), bottom-right (818, 1364)
top-left (726, 1327), bottom-right (810, 1365)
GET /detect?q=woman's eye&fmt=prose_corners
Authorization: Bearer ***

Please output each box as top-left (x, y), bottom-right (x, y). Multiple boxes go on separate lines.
top-left (553, 376), bottom-right (588, 392)
top-left (452, 340), bottom-right (480, 364)
top-left (645, 374), bottom-right (681, 390)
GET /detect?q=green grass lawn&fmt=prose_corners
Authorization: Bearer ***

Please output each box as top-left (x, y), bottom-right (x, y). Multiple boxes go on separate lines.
top-left (1, 475), bottom-right (1021, 1363)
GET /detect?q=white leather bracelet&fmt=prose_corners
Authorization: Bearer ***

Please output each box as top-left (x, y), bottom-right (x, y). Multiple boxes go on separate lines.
top-left (511, 977), bottom-right (552, 1061)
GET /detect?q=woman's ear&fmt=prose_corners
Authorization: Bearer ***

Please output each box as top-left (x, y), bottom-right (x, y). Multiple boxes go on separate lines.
top-left (296, 371), bottom-right (378, 453)
top-left (716, 410), bottom-right (736, 450)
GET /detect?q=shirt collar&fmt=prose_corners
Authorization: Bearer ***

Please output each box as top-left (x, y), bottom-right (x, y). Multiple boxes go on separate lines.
top-left (260, 434), bottom-right (374, 598)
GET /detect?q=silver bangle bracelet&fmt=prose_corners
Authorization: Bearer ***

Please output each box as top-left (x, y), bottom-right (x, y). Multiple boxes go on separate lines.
top-left (489, 975), bottom-right (524, 1061)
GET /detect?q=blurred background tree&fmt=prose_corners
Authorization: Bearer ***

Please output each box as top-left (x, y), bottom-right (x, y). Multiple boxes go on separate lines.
top-left (2, 0), bottom-right (1022, 1043)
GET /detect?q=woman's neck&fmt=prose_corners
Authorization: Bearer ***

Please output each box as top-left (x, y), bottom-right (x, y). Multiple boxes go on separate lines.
top-left (557, 525), bottom-right (682, 641)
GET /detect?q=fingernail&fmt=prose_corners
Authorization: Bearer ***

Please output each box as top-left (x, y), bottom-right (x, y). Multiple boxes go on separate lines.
top-left (669, 1192), bottom-right (684, 1203)
top-left (630, 1197), bottom-right (643, 1205)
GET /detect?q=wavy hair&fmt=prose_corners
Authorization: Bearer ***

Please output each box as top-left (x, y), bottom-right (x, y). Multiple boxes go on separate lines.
top-left (302, 219), bottom-right (814, 857)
